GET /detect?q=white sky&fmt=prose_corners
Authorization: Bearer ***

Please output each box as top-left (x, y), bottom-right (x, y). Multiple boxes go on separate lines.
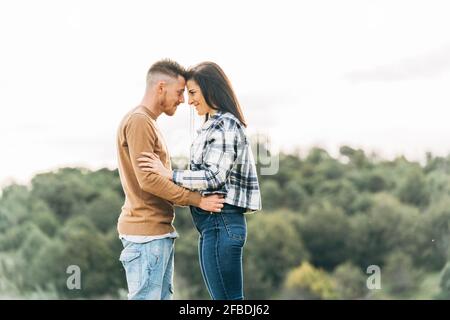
top-left (1, 0), bottom-right (450, 185)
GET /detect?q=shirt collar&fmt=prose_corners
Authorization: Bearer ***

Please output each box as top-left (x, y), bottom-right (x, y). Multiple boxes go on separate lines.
top-left (201, 111), bottom-right (223, 131)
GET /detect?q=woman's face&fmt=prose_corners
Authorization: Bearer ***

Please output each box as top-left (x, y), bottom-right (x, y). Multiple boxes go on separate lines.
top-left (187, 79), bottom-right (214, 116)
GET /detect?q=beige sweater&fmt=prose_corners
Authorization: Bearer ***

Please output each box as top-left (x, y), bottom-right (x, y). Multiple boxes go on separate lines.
top-left (116, 105), bottom-right (201, 235)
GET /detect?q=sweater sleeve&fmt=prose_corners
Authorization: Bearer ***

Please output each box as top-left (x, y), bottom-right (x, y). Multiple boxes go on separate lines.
top-left (125, 113), bottom-right (201, 206)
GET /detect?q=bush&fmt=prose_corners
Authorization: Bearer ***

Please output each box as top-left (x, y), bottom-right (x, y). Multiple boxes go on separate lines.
top-left (383, 251), bottom-right (422, 295)
top-left (244, 213), bottom-right (309, 299)
top-left (299, 203), bottom-right (351, 270)
top-left (333, 262), bottom-right (368, 299)
top-left (438, 262), bottom-right (450, 299)
top-left (281, 262), bottom-right (337, 299)
top-left (259, 180), bottom-right (283, 211)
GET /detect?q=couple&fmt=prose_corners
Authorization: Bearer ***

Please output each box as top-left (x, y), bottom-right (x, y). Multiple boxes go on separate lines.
top-left (116, 59), bottom-right (261, 300)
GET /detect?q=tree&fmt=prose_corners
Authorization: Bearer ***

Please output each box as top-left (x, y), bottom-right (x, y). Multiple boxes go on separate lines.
top-left (333, 262), bottom-right (368, 299)
top-left (0, 185), bottom-right (31, 231)
top-left (30, 209), bottom-right (59, 237)
top-left (339, 146), bottom-right (371, 169)
top-left (397, 169), bottom-right (430, 208)
top-left (420, 197), bottom-right (450, 270)
top-left (383, 251), bottom-right (422, 296)
top-left (244, 213), bottom-right (310, 299)
top-left (299, 203), bottom-right (351, 270)
top-left (30, 168), bottom-right (98, 221)
top-left (426, 171), bottom-right (450, 204)
top-left (438, 262), bottom-right (450, 299)
top-left (284, 180), bottom-right (308, 212)
top-left (83, 189), bottom-right (123, 233)
top-left (29, 216), bottom-right (119, 298)
top-left (281, 262), bottom-right (337, 299)
top-left (173, 206), bottom-right (195, 232)
top-left (259, 180), bottom-right (283, 211)
top-left (348, 193), bottom-right (423, 268)
top-left (314, 179), bottom-right (358, 215)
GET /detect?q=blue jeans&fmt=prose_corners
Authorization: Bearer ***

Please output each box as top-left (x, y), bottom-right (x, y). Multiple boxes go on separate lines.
top-left (119, 237), bottom-right (174, 300)
top-left (190, 203), bottom-right (247, 300)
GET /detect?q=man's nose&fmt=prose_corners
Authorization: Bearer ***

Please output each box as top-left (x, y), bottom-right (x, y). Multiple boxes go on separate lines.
top-left (179, 95), bottom-right (185, 104)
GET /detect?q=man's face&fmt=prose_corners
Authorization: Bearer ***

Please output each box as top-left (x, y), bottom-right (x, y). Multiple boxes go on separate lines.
top-left (161, 75), bottom-right (186, 116)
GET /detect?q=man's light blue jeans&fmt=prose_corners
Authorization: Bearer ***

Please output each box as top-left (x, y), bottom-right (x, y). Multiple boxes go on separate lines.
top-left (119, 237), bottom-right (174, 300)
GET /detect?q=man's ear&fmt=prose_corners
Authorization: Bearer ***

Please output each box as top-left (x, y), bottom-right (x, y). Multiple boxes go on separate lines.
top-left (157, 81), bottom-right (166, 94)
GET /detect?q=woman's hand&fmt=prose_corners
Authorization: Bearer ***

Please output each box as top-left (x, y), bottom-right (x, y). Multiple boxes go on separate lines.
top-left (137, 152), bottom-right (173, 180)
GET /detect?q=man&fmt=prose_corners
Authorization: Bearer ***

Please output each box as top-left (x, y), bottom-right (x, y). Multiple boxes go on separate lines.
top-left (116, 59), bottom-right (224, 300)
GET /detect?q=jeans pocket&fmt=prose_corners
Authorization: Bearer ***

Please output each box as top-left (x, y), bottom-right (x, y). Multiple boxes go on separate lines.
top-left (221, 214), bottom-right (247, 244)
top-left (119, 248), bottom-right (142, 295)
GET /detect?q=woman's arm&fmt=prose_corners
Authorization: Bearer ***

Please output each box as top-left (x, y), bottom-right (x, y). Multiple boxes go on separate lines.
top-left (173, 126), bottom-right (237, 191)
top-left (137, 122), bottom-right (240, 191)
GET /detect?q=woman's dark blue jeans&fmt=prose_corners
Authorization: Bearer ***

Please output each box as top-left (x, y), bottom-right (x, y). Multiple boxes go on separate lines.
top-left (190, 203), bottom-right (247, 300)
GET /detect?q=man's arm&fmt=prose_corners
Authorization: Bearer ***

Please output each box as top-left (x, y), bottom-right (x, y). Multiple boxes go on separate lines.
top-left (126, 113), bottom-right (201, 206)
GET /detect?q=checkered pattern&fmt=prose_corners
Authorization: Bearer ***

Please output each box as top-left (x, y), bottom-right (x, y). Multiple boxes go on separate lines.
top-left (172, 112), bottom-right (262, 212)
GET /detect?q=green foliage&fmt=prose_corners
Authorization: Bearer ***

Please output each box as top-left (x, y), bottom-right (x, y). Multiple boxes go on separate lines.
top-left (332, 262), bottom-right (368, 299)
top-left (438, 263), bottom-right (450, 299)
top-left (83, 189), bottom-right (123, 232)
top-left (383, 251), bottom-right (422, 295)
top-left (315, 179), bottom-right (358, 214)
top-left (173, 206), bottom-right (195, 230)
top-left (397, 169), bottom-right (430, 207)
top-left (259, 180), bottom-right (283, 210)
top-left (0, 185), bottom-right (32, 231)
top-left (30, 209), bottom-right (60, 237)
top-left (299, 203), bottom-right (351, 270)
top-left (339, 146), bottom-right (371, 169)
top-left (281, 262), bottom-right (338, 299)
top-left (244, 213), bottom-right (309, 299)
top-left (284, 180), bottom-right (308, 211)
top-left (30, 168), bottom-right (98, 220)
top-left (1, 146), bottom-right (450, 299)
top-left (347, 193), bottom-right (422, 268)
top-left (420, 197), bottom-right (450, 270)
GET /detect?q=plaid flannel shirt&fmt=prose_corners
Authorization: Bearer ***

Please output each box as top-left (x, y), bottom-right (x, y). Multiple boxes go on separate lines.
top-left (172, 111), bottom-right (262, 212)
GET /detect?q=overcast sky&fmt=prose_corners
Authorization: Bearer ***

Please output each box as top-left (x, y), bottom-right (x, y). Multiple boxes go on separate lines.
top-left (1, 0), bottom-right (450, 185)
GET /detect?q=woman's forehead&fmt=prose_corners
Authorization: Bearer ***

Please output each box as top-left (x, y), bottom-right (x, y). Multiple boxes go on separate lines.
top-left (186, 79), bottom-right (199, 89)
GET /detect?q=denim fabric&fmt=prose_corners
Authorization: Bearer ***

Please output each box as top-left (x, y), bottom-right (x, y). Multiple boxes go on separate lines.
top-left (119, 237), bottom-right (174, 300)
top-left (190, 203), bottom-right (247, 300)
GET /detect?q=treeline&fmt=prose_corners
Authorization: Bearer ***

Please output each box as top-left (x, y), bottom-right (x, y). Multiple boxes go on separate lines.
top-left (1, 146), bottom-right (450, 299)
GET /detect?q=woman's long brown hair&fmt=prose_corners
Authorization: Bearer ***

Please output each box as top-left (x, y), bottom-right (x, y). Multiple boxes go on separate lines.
top-left (187, 62), bottom-right (247, 127)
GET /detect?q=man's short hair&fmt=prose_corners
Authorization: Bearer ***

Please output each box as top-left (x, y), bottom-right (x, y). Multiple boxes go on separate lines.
top-left (146, 59), bottom-right (186, 86)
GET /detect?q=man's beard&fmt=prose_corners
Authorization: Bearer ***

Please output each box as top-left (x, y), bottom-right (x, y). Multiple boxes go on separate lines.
top-left (165, 103), bottom-right (177, 116)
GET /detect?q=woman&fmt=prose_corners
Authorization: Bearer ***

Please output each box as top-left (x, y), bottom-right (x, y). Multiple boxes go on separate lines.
top-left (137, 62), bottom-right (261, 300)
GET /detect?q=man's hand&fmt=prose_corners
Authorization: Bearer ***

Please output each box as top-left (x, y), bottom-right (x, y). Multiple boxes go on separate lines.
top-left (198, 194), bottom-right (225, 213)
top-left (137, 152), bottom-right (173, 180)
